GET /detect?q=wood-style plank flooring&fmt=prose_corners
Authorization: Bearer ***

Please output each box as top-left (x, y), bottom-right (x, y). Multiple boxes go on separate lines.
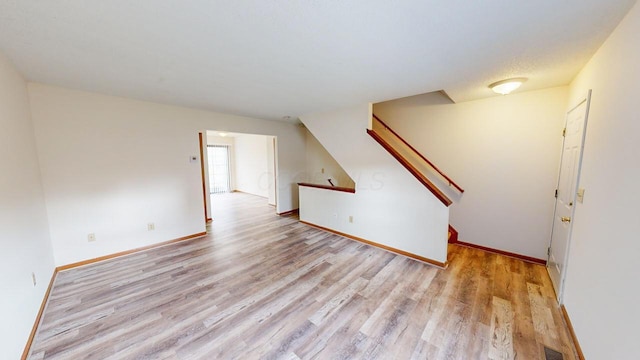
top-left (28, 192), bottom-right (578, 359)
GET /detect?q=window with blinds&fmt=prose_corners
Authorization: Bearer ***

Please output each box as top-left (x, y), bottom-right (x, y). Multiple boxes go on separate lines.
top-left (207, 145), bottom-right (231, 194)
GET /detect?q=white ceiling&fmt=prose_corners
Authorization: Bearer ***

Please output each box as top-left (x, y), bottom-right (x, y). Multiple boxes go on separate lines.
top-left (0, 1), bottom-right (636, 121)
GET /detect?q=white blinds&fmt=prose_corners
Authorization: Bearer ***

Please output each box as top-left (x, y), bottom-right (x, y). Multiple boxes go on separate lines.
top-left (207, 145), bottom-right (231, 194)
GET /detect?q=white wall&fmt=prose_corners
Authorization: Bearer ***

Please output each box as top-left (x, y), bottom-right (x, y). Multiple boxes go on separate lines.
top-left (28, 83), bottom-right (306, 266)
top-left (300, 104), bottom-right (449, 264)
top-left (234, 134), bottom-right (271, 198)
top-left (305, 128), bottom-right (355, 188)
top-left (0, 53), bottom-right (55, 359)
top-left (561, 2), bottom-right (640, 358)
top-left (206, 134), bottom-right (235, 146)
top-left (374, 87), bottom-right (568, 259)
top-left (266, 137), bottom-right (276, 206)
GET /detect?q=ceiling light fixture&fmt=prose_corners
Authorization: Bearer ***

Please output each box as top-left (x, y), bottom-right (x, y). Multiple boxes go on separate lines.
top-left (219, 132), bottom-right (228, 137)
top-left (489, 78), bottom-right (527, 95)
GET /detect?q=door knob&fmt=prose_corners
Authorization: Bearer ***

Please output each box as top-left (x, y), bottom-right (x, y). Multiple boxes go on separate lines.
top-left (561, 216), bottom-right (571, 223)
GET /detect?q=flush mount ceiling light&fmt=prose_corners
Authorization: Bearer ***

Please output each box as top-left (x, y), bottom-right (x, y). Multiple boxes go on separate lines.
top-left (219, 132), bottom-right (228, 137)
top-left (489, 78), bottom-right (528, 95)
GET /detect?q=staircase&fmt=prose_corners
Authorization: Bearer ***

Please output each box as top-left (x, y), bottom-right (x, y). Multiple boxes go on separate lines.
top-left (369, 114), bottom-right (463, 241)
top-left (298, 104), bottom-right (452, 266)
top-left (369, 114), bottom-right (464, 202)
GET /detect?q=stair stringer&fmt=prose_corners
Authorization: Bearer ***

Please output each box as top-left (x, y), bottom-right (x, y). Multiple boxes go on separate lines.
top-left (299, 103), bottom-right (449, 264)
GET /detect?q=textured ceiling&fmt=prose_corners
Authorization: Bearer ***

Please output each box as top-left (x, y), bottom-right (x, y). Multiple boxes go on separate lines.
top-left (0, 1), bottom-right (636, 121)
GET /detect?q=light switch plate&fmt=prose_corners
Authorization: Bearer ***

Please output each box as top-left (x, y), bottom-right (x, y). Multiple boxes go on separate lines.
top-left (576, 188), bottom-right (585, 203)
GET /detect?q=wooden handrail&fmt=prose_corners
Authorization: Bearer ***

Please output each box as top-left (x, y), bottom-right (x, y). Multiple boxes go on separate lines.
top-left (298, 182), bottom-right (356, 193)
top-left (367, 130), bottom-right (452, 206)
top-left (372, 114), bottom-right (464, 193)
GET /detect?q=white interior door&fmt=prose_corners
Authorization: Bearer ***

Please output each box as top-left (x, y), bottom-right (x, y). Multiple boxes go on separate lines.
top-left (548, 91), bottom-right (591, 302)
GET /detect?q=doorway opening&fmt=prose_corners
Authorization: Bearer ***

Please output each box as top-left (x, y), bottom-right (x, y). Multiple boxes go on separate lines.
top-left (200, 131), bottom-right (278, 223)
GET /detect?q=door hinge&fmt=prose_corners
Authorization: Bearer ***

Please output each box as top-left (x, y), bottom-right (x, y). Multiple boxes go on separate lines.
top-left (562, 128), bottom-right (566, 137)
top-left (554, 189), bottom-right (558, 198)
top-left (547, 247), bottom-right (551, 256)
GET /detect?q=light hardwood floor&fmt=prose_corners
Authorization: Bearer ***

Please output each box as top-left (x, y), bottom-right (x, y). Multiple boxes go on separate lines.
top-left (28, 193), bottom-right (577, 359)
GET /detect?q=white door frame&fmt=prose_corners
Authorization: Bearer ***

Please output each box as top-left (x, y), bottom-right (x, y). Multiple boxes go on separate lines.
top-left (547, 90), bottom-right (592, 303)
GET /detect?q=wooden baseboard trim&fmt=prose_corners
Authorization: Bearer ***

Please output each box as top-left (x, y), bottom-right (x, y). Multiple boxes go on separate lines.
top-left (561, 305), bottom-right (585, 360)
top-left (21, 269), bottom-right (58, 360)
top-left (451, 240), bottom-right (546, 265)
top-left (277, 209), bottom-right (299, 216)
top-left (57, 232), bottom-right (208, 271)
top-left (299, 220), bottom-right (448, 268)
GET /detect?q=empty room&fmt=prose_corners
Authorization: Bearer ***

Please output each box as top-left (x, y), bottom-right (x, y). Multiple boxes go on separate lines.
top-left (2, 1), bottom-right (639, 359)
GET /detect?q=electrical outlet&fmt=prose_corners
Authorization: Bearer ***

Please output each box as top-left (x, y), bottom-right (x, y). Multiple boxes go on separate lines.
top-left (349, 216), bottom-right (353, 223)
top-left (88, 233), bottom-right (96, 242)
top-left (31, 272), bottom-right (36, 286)
top-left (148, 223), bottom-right (155, 231)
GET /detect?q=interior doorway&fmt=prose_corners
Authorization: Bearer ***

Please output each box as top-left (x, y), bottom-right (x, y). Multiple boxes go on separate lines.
top-left (200, 131), bottom-right (277, 222)
top-left (547, 90), bottom-right (591, 302)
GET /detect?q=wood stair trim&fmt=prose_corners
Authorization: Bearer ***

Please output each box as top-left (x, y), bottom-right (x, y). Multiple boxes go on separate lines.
top-left (448, 224), bottom-right (459, 243)
top-left (297, 182), bottom-right (356, 194)
top-left (372, 114), bottom-right (464, 193)
top-left (367, 129), bottom-right (452, 207)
